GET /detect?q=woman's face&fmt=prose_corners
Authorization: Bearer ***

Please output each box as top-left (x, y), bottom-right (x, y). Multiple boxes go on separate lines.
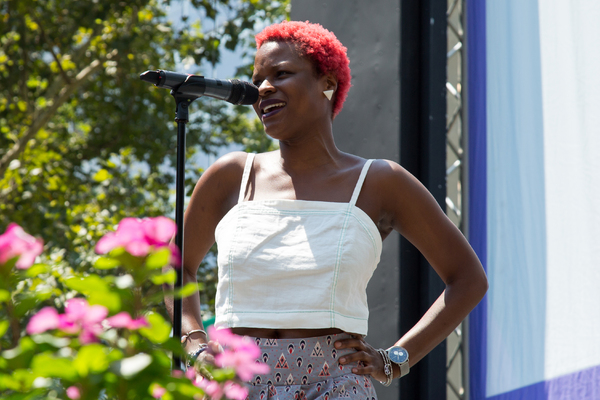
top-left (252, 41), bottom-right (332, 140)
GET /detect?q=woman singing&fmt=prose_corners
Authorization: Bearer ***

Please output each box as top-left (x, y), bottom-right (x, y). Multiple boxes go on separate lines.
top-left (173, 20), bottom-right (487, 399)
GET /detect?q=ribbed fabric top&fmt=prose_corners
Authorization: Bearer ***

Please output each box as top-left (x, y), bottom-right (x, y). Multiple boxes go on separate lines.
top-left (214, 153), bottom-right (382, 335)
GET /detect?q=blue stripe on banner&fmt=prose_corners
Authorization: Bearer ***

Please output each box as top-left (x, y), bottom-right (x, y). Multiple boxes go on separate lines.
top-left (487, 364), bottom-right (600, 400)
top-left (485, 0), bottom-right (547, 397)
top-left (467, 0), bottom-right (488, 399)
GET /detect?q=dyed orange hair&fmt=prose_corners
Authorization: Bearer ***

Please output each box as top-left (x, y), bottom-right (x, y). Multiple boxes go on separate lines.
top-left (255, 21), bottom-right (351, 117)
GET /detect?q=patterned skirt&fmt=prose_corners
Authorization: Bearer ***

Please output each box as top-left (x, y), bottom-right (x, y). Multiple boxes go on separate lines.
top-left (247, 333), bottom-right (378, 400)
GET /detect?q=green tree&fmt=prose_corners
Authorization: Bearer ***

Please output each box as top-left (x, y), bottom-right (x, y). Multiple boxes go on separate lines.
top-left (0, 0), bottom-right (286, 269)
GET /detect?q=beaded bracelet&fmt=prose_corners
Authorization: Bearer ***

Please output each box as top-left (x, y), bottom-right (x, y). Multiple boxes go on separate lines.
top-left (377, 348), bottom-right (393, 386)
top-left (186, 343), bottom-right (208, 369)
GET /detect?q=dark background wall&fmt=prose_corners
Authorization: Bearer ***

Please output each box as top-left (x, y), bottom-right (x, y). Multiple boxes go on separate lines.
top-left (291, 1), bottom-right (447, 399)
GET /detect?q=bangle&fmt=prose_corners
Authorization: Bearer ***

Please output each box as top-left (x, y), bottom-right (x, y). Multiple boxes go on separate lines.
top-left (377, 349), bottom-right (393, 386)
top-left (181, 329), bottom-right (207, 344)
top-left (186, 343), bottom-right (208, 368)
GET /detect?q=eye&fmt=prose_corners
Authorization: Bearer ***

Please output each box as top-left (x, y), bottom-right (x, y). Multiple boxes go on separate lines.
top-left (276, 70), bottom-right (290, 77)
top-left (252, 79), bottom-right (263, 87)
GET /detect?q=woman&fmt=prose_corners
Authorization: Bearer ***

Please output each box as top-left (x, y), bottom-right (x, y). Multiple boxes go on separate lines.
top-left (175, 21), bottom-right (487, 399)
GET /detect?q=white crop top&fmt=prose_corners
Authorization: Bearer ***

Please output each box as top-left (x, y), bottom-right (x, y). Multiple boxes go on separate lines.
top-left (213, 153), bottom-right (383, 335)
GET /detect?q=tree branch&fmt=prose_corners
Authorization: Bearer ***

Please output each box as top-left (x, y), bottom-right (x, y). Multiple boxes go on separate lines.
top-left (0, 49), bottom-right (118, 178)
top-left (33, 14), bottom-right (71, 85)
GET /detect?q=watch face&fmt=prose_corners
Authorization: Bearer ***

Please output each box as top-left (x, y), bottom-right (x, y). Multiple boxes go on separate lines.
top-left (388, 346), bottom-right (409, 364)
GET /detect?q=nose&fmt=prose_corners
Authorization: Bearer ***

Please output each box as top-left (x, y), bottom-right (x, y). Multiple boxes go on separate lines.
top-left (258, 79), bottom-right (275, 96)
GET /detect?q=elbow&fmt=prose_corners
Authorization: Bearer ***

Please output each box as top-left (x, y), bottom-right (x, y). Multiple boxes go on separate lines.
top-left (449, 261), bottom-right (488, 304)
top-left (473, 265), bottom-right (488, 303)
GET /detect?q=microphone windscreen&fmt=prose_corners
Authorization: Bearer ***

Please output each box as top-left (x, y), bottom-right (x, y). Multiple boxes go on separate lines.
top-left (229, 80), bottom-right (259, 105)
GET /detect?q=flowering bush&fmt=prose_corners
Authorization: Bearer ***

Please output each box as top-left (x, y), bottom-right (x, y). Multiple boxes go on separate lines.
top-left (0, 219), bottom-right (267, 400)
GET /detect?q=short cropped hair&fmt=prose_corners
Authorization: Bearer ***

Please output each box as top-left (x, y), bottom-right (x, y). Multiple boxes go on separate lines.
top-left (255, 20), bottom-right (351, 118)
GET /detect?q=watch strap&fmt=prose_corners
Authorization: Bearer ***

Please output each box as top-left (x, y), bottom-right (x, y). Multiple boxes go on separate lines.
top-left (400, 361), bottom-right (410, 377)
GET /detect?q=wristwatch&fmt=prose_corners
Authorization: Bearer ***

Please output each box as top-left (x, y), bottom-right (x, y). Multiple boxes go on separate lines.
top-left (387, 346), bottom-right (410, 378)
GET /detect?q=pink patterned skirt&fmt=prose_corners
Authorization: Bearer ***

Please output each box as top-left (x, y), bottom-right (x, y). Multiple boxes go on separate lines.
top-left (246, 333), bottom-right (378, 399)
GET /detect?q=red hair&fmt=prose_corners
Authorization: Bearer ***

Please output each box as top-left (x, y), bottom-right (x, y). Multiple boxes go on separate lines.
top-left (255, 21), bottom-right (351, 117)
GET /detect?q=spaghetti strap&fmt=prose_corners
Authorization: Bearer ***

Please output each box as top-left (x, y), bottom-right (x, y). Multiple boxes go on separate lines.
top-left (349, 159), bottom-right (374, 206)
top-left (238, 153), bottom-right (255, 203)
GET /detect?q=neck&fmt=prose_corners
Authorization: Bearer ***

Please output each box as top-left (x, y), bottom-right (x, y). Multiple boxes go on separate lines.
top-left (277, 126), bottom-right (342, 172)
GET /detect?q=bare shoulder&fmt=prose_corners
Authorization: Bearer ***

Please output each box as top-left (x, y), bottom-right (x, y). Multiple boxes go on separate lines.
top-left (204, 151), bottom-right (249, 177)
top-left (188, 151), bottom-right (252, 220)
top-left (367, 159), bottom-right (420, 190)
top-left (363, 159), bottom-right (446, 234)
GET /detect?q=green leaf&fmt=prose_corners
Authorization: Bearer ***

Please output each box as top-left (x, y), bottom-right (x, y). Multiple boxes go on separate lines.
top-left (23, 263), bottom-right (50, 277)
top-left (138, 312), bottom-right (171, 344)
top-left (30, 333), bottom-right (71, 348)
top-left (177, 282), bottom-right (200, 298)
top-left (93, 168), bottom-right (112, 182)
top-left (13, 294), bottom-right (42, 317)
top-left (145, 247), bottom-right (171, 269)
top-left (65, 275), bottom-right (109, 294)
top-left (0, 289), bottom-right (10, 303)
top-left (0, 320), bottom-right (9, 337)
top-left (2, 337), bottom-right (36, 360)
top-left (31, 353), bottom-right (78, 380)
top-left (211, 367), bottom-right (236, 382)
top-left (94, 256), bottom-right (121, 270)
top-left (150, 269), bottom-right (176, 285)
top-left (0, 369), bottom-right (37, 392)
top-left (88, 291), bottom-right (121, 313)
top-left (74, 344), bottom-right (110, 377)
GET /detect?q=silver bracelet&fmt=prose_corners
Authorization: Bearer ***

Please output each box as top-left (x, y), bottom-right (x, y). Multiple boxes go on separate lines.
top-left (377, 348), bottom-right (393, 386)
top-left (181, 329), bottom-right (207, 344)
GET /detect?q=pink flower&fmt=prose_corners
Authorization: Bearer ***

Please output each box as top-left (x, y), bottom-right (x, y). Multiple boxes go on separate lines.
top-left (27, 298), bottom-right (108, 344)
top-left (184, 368), bottom-right (196, 380)
top-left (66, 386), bottom-right (80, 399)
top-left (58, 298), bottom-right (108, 343)
top-left (215, 347), bottom-right (269, 381)
top-left (223, 381), bottom-right (248, 400)
top-left (106, 312), bottom-right (148, 329)
top-left (95, 217), bottom-right (179, 265)
top-left (172, 370), bottom-right (184, 378)
top-left (210, 327), bottom-right (270, 381)
top-left (26, 307), bottom-right (60, 334)
top-left (0, 223), bottom-right (43, 269)
top-left (208, 326), bottom-right (247, 349)
top-left (151, 384), bottom-right (166, 399)
top-left (194, 378), bottom-right (224, 400)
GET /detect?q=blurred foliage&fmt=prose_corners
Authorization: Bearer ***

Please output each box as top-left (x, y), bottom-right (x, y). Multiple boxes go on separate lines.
top-left (0, 0), bottom-right (287, 314)
top-left (0, 220), bottom-right (248, 400)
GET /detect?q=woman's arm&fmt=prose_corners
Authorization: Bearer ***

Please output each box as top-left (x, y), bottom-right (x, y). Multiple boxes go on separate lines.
top-left (164, 152), bottom-right (247, 352)
top-left (383, 160), bottom-right (487, 368)
top-left (337, 159), bottom-right (487, 380)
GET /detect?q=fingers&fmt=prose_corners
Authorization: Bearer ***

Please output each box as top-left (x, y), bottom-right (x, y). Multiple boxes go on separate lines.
top-left (335, 337), bottom-right (387, 381)
top-left (334, 335), bottom-right (367, 351)
top-left (350, 362), bottom-right (378, 376)
top-left (194, 340), bottom-right (222, 368)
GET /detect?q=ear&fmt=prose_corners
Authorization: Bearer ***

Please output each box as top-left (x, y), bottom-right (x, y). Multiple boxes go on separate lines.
top-left (323, 73), bottom-right (338, 93)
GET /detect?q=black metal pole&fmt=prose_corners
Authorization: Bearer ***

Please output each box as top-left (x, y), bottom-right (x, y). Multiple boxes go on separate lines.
top-left (172, 95), bottom-right (197, 370)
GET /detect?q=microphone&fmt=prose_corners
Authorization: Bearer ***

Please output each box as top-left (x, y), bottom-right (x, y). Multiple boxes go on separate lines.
top-left (140, 70), bottom-right (259, 105)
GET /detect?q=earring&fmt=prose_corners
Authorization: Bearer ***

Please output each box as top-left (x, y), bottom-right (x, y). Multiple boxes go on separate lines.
top-left (323, 90), bottom-right (334, 101)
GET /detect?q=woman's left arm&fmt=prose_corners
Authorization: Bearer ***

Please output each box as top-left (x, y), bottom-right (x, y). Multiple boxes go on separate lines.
top-left (337, 159), bottom-right (488, 381)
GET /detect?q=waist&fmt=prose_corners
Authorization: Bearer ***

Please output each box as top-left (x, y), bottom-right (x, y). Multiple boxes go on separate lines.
top-left (231, 327), bottom-right (346, 339)
top-left (249, 333), bottom-right (368, 387)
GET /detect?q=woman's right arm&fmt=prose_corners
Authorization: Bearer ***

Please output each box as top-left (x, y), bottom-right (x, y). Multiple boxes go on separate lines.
top-left (164, 152), bottom-right (247, 352)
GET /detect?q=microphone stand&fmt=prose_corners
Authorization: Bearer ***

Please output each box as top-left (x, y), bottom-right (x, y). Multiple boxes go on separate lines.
top-left (171, 88), bottom-right (200, 371)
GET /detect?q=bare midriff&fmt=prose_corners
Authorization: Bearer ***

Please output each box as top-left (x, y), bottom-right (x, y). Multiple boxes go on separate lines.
top-left (230, 327), bottom-right (345, 339)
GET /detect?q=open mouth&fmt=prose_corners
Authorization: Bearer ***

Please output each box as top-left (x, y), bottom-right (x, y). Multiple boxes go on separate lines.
top-left (261, 102), bottom-right (286, 118)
